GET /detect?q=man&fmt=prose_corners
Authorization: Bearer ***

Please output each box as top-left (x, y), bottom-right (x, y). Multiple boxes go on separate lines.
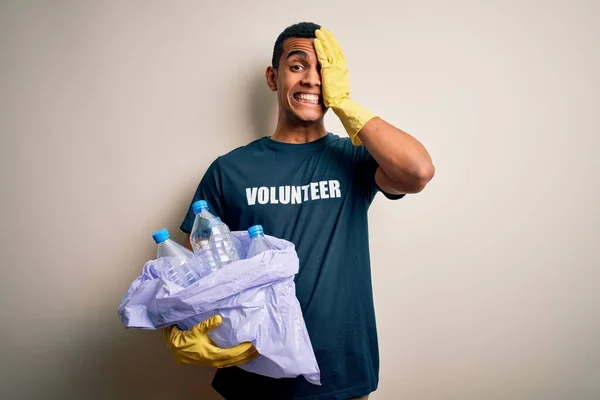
top-left (162, 22), bottom-right (434, 400)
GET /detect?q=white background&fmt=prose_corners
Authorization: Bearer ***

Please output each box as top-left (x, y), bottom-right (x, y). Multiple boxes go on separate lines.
top-left (1, 1), bottom-right (598, 399)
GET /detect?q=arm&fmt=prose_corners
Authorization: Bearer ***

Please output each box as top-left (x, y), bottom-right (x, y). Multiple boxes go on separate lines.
top-left (358, 118), bottom-right (434, 194)
top-left (179, 158), bottom-right (226, 246)
top-left (183, 233), bottom-right (193, 251)
top-left (314, 28), bottom-right (434, 195)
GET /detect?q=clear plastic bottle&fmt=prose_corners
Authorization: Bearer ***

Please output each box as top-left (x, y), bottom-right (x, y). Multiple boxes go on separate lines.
top-left (152, 228), bottom-right (204, 286)
top-left (216, 217), bottom-right (245, 260)
top-left (190, 200), bottom-right (240, 270)
top-left (246, 225), bottom-right (277, 258)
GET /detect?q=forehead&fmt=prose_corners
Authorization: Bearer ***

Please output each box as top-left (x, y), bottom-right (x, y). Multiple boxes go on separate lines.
top-left (281, 37), bottom-right (317, 59)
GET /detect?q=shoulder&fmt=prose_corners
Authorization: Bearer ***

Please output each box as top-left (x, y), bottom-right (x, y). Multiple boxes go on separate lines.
top-left (324, 132), bottom-right (349, 147)
top-left (324, 132), bottom-right (375, 164)
top-left (215, 137), bottom-right (266, 166)
top-left (198, 138), bottom-right (265, 177)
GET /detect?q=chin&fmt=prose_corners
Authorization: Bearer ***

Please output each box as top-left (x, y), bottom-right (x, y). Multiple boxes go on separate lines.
top-left (292, 112), bottom-right (324, 124)
top-left (284, 107), bottom-right (323, 124)
top-left (296, 109), bottom-right (326, 122)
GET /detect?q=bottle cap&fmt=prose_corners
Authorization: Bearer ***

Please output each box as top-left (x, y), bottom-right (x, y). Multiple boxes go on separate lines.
top-left (152, 228), bottom-right (170, 244)
top-left (192, 200), bottom-right (208, 215)
top-left (248, 225), bottom-right (264, 238)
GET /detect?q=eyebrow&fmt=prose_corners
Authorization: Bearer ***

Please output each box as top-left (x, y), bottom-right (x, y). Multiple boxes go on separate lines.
top-left (286, 50), bottom-right (309, 60)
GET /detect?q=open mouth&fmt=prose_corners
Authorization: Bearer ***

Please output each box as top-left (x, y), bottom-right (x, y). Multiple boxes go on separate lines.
top-left (293, 93), bottom-right (321, 106)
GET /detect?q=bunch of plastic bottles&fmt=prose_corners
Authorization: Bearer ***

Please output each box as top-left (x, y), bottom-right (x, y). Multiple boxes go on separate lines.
top-left (151, 200), bottom-right (276, 288)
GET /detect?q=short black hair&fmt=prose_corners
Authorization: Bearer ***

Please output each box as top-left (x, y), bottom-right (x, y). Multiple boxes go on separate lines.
top-left (271, 22), bottom-right (321, 69)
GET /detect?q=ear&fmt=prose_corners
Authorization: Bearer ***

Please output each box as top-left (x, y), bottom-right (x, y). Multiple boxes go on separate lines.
top-left (265, 66), bottom-right (277, 92)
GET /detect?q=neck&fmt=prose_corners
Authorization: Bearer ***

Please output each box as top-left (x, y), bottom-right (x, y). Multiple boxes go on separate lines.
top-left (270, 115), bottom-right (327, 144)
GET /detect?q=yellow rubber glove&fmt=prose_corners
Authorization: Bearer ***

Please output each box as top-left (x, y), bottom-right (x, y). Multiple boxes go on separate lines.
top-left (314, 27), bottom-right (377, 146)
top-left (161, 315), bottom-right (259, 368)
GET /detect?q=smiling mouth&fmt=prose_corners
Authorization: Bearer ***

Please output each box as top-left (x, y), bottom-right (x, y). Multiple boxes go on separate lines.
top-left (293, 93), bottom-right (321, 105)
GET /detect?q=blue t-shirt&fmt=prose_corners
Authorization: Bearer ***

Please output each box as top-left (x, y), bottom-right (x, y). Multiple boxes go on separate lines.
top-left (180, 133), bottom-right (404, 400)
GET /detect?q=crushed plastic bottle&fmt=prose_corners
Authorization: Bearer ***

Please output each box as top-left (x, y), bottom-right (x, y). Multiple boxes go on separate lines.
top-left (190, 200), bottom-right (240, 270)
top-left (246, 224), bottom-right (277, 258)
top-left (152, 228), bottom-right (206, 286)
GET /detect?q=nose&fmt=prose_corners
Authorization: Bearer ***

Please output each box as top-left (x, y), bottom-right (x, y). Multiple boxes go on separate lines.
top-left (301, 65), bottom-right (321, 87)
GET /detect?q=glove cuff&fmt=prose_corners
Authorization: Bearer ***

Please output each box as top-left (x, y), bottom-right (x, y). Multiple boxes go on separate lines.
top-left (331, 99), bottom-right (377, 147)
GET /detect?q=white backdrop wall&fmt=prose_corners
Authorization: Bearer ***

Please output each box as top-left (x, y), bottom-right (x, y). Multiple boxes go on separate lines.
top-left (1, 1), bottom-right (598, 399)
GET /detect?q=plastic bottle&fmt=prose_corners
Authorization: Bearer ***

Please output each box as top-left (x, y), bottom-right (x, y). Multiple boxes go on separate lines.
top-left (152, 228), bottom-right (205, 286)
top-left (190, 200), bottom-right (240, 269)
top-left (216, 217), bottom-right (245, 259)
top-left (246, 225), bottom-right (277, 258)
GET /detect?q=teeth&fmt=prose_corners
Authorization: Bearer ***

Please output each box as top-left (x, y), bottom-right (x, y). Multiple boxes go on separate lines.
top-left (295, 93), bottom-right (320, 104)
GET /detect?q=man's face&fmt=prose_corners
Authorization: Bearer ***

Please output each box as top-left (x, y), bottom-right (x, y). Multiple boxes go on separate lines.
top-left (267, 38), bottom-right (326, 123)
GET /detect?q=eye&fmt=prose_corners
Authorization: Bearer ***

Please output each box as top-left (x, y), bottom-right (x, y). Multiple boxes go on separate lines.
top-left (290, 64), bottom-right (305, 71)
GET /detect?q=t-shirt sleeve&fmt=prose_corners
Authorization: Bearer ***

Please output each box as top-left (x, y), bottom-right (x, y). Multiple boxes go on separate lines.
top-left (355, 146), bottom-right (406, 203)
top-left (180, 158), bottom-right (226, 233)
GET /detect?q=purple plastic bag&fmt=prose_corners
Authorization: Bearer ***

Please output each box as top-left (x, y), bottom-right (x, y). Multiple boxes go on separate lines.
top-left (118, 231), bottom-right (321, 385)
